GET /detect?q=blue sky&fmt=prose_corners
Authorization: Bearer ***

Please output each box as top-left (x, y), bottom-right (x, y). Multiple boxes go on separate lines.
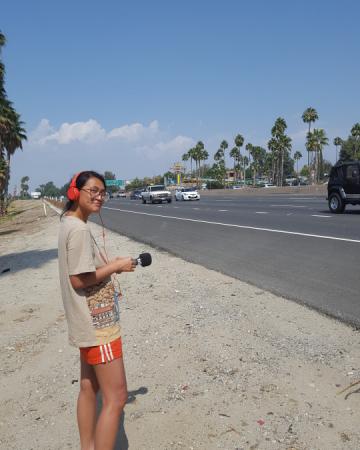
top-left (2, 0), bottom-right (360, 190)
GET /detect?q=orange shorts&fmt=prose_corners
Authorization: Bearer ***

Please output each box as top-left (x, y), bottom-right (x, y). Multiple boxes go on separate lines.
top-left (80, 337), bottom-right (123, 365)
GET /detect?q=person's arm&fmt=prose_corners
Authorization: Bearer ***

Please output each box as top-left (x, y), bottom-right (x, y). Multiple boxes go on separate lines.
top-left (70, 257), bottom-right (136, 289)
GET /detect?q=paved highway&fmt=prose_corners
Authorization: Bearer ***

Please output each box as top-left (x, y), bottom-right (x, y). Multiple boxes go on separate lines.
top-left (93, 193), bottom-right (360, 326)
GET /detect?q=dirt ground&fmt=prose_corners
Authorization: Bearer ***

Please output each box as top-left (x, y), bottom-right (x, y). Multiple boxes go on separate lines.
top-left (0, 200), bottom-right (359, 450)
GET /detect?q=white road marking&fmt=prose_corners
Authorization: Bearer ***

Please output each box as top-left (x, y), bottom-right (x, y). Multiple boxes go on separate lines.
top-left (288, 197), bottom-right (319, 200)
top-left (192, 208), bottom-right (200, 210)
top-left (215, 199), bottom-right (232, 201)
top-left (256, 212), bottom-right (268, 214)
top-left (311, 214), bottom-right (331, 218)
top-left (103, 206), bottom-right (360, 243)
top-left (271, 204), bottom-right (306, 208)
top-left (218, 209), bottom-right (228, 212)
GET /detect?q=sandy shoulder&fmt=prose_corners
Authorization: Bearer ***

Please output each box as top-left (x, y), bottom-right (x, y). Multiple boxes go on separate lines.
top-left (0, 202), bottom-right (359, 450)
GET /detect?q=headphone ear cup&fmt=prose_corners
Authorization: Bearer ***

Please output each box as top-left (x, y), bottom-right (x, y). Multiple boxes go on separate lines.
top-left (67, 186), bottom-right (80, 201)
top-left (67, 172), bottom-right (81, 201)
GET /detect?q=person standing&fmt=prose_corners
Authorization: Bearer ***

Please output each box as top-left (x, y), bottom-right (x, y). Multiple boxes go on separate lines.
top-left (58, 170), bottom-right (136, 450)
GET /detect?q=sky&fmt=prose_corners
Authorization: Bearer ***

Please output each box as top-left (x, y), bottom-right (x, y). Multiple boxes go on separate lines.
top-left (2, 0), bottom-right (360, 191)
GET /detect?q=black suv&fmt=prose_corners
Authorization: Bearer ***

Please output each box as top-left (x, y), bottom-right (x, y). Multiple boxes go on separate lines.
top-left (327, 161), bottom-right (360, 213)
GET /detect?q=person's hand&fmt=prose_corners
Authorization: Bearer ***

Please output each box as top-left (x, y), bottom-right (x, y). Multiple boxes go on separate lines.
top-left (114, 256), bottom-right (136, 273)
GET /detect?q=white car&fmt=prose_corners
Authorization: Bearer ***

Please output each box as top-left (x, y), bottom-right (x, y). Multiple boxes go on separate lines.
top-left (175, 187), bottom-right (200, 201)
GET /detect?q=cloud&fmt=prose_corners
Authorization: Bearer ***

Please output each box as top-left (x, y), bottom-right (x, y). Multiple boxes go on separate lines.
top-left (29, 118), bottom-right (55, 143)
top-left (17, 118), bottom-right (195, 189)
top-left (35, 119), bottom-right (106, 145)
top-left (108, 120), bottom-right (159, 141)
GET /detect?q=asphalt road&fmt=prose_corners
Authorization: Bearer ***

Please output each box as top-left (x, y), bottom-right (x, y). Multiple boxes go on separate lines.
top-left (94, 193), bottom-right (360, 327)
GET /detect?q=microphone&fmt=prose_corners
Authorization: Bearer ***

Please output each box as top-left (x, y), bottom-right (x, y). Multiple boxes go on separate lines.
top-left (135, 252), bottom-right (152, 267)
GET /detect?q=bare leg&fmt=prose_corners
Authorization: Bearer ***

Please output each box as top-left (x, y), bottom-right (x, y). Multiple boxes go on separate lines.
top-left (77, 358), bottom-right (99, 450)
top-left (93, 357), bottom-right (128, 450)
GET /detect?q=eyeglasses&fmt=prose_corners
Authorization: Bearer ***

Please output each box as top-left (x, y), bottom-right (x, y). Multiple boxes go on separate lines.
top-left (81, 188), bottom-right (107, 199)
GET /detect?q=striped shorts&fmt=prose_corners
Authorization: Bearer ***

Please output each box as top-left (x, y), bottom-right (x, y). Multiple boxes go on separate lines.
top-left (80, 337), bottom-right (123, 365)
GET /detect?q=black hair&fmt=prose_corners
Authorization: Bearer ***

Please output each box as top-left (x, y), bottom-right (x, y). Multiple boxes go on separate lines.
top-left (61, 170), bottom-right (106, 218)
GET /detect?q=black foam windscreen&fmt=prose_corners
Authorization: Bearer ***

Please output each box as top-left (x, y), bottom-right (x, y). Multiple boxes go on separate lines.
top-left (139, 252), bottom-right (152, 267)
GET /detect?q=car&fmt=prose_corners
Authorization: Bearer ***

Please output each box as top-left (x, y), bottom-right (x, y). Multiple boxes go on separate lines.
top-left (327, 160), bottom-right (360, 213)
top-left (175, 187), bottom-right (200, 201)
top-left (142, 185), bottom-right (172, 204)
top-left (264, 183), bottom-right (275, 188)
top-left (116, 191), bottom-right (126, 198)
top-left (130, 190), bottom-right (143, 200)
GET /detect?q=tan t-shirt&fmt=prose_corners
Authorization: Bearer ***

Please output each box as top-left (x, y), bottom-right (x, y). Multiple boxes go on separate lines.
top-left (58, 216), bottom-right (121, 347)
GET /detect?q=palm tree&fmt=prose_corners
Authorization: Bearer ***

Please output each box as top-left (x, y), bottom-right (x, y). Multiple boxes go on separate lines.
top-left (234, 134), bottom-right (244, 182)
top-left (182, 152), bottom-right (189, 176)
top-left (0, 31), bottom-right (27, 210)
top-left (2, 103), bottom-right (27, 198)
top-left (302, 107), bottom-right (319, 167)
top-left (192, 141), bottom-right (206, 185)
top-left (0, 31), bottom-right (6, 97)
top-left (220, 140), bottom-right (228, 185)
top-left (268, 118), bottom-right (291, 186)
top-left (307, 129), bottom-right (328, 183)
top-left (333, 137), bottom-right (342, 163)
top-left (200, 148), bottom-right (209, 179)
top-left (245, 143), bottom-right (253, 184)
top-left (293, 151), bottom-right (302, 181)
top-left (230, 146), bottom-right (240, 181)
top-left (187, 147), bottom-right (196, 180)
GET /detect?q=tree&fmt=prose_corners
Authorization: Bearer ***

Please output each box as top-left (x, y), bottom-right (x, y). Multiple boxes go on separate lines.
top-left (192, 141), bottom-right (206, 185)
top-left (293, 151), bottom-right (302, 179)
top-left (182, 152), bottom-right (189, 174)
top-left (333, 137), bottom-right (342, 163)
top-left (0, 31), bottom-right (27, 213)
top-left (187, 147), bottom-right (196, 178)
top-left (38, 181), bottom-right (60, 198)
top-left (3, 105), bottom-right (27, 198)
top-left (234, 134), bottom-right (244, 181)
top-left (230, 146), bottom-right (240, 181)
top-left (20, 176), bottom-right (30, 198)
top-left (306, 129), bottom-right (328, 183)
top-left (104, 170), bottom-right (117, 193)
top-left (245, 143), bottom-right (253, 183)
top-left (249, 146), bottom-right (266, 186)
top-left (302, 107), bottom-right (318, 167)
top-left (267, 118), bottom-right (292, 186)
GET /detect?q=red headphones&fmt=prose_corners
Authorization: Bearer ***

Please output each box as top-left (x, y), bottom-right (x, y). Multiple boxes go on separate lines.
top-left (67, 172), bottom-right (81, 201)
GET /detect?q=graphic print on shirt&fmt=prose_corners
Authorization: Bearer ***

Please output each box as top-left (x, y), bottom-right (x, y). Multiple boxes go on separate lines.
top-left (84, 281), bottom-right (121, 329)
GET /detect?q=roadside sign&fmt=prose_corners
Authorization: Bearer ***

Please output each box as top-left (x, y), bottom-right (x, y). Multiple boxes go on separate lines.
top-left (105, 179), bottom-right (125, 187)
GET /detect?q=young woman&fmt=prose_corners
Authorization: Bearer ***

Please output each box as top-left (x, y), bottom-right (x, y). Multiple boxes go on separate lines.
top-left (58, 170), bottom-right (136, 450)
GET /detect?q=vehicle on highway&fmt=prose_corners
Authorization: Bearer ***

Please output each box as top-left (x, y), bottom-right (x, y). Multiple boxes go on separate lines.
top-left (142, 185), bottom-right (172, 204)
top-left (328, 161), bottom-right (360, 213)
top-left (116, 191), bottom-right (126, 198)
top-left (175, 187), bottom-right (200, 201)
top-left (130, 189), bottom-right (143, 200)
top-left (264, 182), bottom-right (275, 188)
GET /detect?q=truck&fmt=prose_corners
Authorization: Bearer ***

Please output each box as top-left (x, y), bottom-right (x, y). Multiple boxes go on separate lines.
top-left (141, 185), bottom-right (172, 204)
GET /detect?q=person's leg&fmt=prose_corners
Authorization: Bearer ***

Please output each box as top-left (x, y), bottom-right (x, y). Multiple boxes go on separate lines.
top-left (93, 357), bottom-right (128, 450)
top-left (77, 358), bottom-right (99, 450)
